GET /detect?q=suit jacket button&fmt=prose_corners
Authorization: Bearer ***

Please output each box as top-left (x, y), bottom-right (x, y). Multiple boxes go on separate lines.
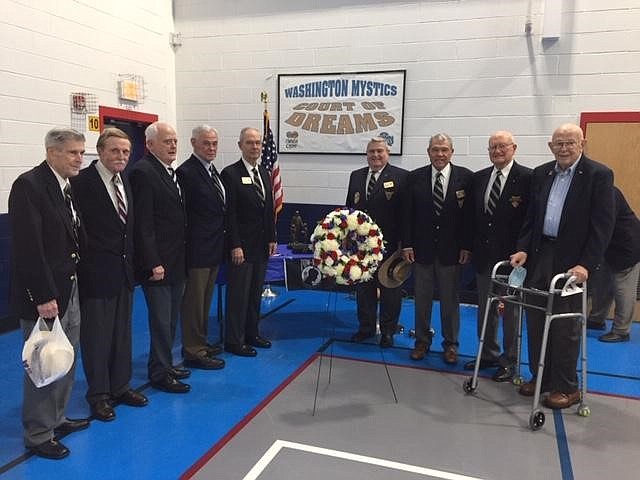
top-left (71, 253), bottom-right (77, 259)
top-left (70, 274), bottom-right (76, 281)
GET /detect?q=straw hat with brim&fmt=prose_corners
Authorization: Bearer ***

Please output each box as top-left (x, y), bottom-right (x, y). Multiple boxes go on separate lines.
top-left (377, 250), bottom-right (412, 288)
top-left (24, 339), bottom-right (74, 387)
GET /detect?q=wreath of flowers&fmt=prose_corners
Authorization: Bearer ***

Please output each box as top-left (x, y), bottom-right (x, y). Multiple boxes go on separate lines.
top-left (311, 208), bottom-right (385, 285)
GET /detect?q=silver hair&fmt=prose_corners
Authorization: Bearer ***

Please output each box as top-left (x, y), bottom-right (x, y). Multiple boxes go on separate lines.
top-left (145, 122), bottom-right (160, 141)
top-left (428, 133), bottom-right (453, 149)
top-left (367, 136), bottom-right (390, 151)
top-left (44, 127), bottom-right (85, 149)
top-left (191, 124), bottom-right (219, 139)
top-left (239, 127), bottom-right (260, 142)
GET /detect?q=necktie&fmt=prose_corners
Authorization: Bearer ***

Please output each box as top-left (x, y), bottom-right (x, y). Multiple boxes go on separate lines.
top-left (209, 164), bottom-right (225, 203)
top-left (252, 167), bottom-right (265, 203)
top-left (63, 183), bottom-right (79, 244)
top-left (433, 172), bottom-right (444, 216)
top-left (486, 170), bottom-right (502, 216)
top-left (112, 174), bottom-right (127, 223)
top-left (366, 171), bottom-right (377, 200)
top-left (167, 167), bottom-right (181, 196)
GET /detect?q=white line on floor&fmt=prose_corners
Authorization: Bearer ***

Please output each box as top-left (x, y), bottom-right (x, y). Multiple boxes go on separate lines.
top-left (243, 439), bottom-right (485, 480)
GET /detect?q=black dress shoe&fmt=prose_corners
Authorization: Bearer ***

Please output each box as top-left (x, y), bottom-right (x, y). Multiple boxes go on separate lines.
top-left (54, 418), bottom-right (90, 435)
top-left (379, 333), bottom-right (393, 348)
top-left (114, 389), bottom-right (148, 407)
top-left (586, 319), bottom-right (606, 330)
top-left (463, 359), bottom-right (500, 371)
top-left (29, 439), bottom-right (70, 460)
top-left (225, 343), bottom-right (257, 357)
top-left (91, 400), bottom-right (115, 422)
top-left (492, 365), bottom-right (515, 383)
top-left (169, 367), bottom-right (191, 380)
top-left (207, 343), bottom-right (224, 356)
top-left (247, 336), bottom-right (271, 348)
top-left (350, 331), bottom-right (374, 343)
top-left (184, 356), bottom-right (226, 370)
top-left (151, 375), bottom-right (191, 393)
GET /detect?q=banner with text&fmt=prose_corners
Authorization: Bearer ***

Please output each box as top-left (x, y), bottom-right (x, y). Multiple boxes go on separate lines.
top-left (277, 70), bottom-right (406, 155)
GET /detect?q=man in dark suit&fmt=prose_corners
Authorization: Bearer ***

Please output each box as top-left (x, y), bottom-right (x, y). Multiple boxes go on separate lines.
top-left (588, 186), bottom-right (640, 342)
top-left (9, 127), bottom-right (89, 459)
top-left (71, 128), bottom-right (148, 422)
top-left (463, 131), bottom-right (532, 382)
top-left (346, 137), bottom-right (408, 347)
top-left (176, 125), bottom-right (226, 370)
top-left (221, 127), bottom-right (276, 357)
top-left (129, 122), bottom-right (190, 393)
top-left (511, 123), bottom-right (614, 409)
top-left (402, 133), bottom-right (473, 364)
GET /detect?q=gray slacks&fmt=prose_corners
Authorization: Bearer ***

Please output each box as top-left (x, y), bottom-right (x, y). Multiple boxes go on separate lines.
top-left (181, 266), bottom-right (220, 359)
top-left (142, 282), bottom-right (185, 382)
top-left (475, 272), bottom-right (518, 366)
top-left (413, 260), bottom-right (460, 348)
top-left (22, 281), bottom-right (80, 447)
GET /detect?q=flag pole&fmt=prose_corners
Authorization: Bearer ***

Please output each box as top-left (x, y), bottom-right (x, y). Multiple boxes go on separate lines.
top-left (260, 91), bottom-right (278, 299)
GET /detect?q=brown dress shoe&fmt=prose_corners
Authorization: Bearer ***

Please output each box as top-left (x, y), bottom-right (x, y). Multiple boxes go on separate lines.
top-left (443, 346), bottom-right (458, 364)
top-left (410, 342), bottom-right (428, 360)
top-left (518, 379), bottom-right (536, 397)
top-left (544, 390), bottom-right (581, 409)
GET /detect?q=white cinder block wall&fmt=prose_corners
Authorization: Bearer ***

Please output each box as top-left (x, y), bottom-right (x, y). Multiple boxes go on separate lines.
top-left (174, 0), bottom-right (640, 206)
top-left (0, 0), bottom-right (176, 213)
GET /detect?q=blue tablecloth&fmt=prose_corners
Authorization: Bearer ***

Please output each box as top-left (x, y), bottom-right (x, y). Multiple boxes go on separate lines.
top-left (265, 244), bottom-right (313, 283)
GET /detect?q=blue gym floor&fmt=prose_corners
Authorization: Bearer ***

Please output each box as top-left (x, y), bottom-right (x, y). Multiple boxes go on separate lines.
top-left (0, 286), bottom-right (638, 479)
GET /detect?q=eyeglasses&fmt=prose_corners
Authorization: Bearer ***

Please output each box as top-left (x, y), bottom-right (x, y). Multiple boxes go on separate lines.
top-left (550, 140), bottom-right (578, 150)
top-left (488, 143), bottom-right (514, 152)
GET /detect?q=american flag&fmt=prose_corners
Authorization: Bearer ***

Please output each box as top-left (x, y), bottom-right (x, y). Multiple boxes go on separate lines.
top-left (261, 110), bottom-right (283, 219)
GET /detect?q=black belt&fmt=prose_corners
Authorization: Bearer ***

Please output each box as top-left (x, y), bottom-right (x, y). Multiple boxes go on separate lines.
top-left (542, 235), bottom-right (557, 242)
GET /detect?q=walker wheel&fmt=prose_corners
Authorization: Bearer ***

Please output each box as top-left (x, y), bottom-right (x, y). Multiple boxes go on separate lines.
top-left (529, 410), bottom-right (545, 430)
top-left (463, 378), bottom-right (476, 394)
top-left (577, 405), bottom-right (591, 417)
top-left (512, 376), bottom-right (524, 386)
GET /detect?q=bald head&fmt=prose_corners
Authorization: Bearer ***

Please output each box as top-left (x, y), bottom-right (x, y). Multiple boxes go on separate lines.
top-left (488, 131), bottom-right (517, 169)
top-left (548, 123), bottom-right (585, 170)
top-left (145, 122), bottom-right (177, 166)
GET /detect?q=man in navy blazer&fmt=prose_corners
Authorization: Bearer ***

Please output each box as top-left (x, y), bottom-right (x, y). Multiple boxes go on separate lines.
top-left (176, 125), bottom-right (226, 370)
top-left (221, 127), bottom-right (277, 357)
top-left (9, 128), bottom-right (89, 459)
top-left (71, 128), bottom-right (148, 422)
top-left (346, 137), bottom-right (408, 347)
top-left (588, 186), bottom-right (640, 342)
top-left (511, 123), bottom-right (615, 409)
top-left (130, 122), bottom-right (190, 393)
top-left (463, 131), bottom-right (532, 382)
top-left (402, 133), bottom-right (473, 364)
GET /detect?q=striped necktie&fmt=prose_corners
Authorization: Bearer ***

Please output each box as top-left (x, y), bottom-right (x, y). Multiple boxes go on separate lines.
top-left (252, 167), bottom-right (265, 204)
top-left (433, 172), bottom-right (444, 216)
top-left (111, 174), bottom-right (127, 223)
top-left (209, 164), bottom-right (225, 203)
top-left (63, 183), bottom-right (79, 245)
top-left (486, 170), bottom-right (502, 216)
top-left (366, 171), bottom-right (377, 200)
top-left (167, 167), bottom-right (181, 196)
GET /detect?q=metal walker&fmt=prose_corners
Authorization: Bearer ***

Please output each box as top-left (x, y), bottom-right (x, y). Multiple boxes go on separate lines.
top-left (462, 260), bottom-right (590, 430)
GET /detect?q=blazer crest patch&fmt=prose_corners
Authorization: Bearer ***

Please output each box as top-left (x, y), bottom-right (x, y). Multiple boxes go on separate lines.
top-left (510, 195), bottom-right (522, 208)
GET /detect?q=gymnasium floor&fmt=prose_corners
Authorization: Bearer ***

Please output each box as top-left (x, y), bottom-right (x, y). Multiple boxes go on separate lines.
top-left (0, 287), bottom-right (638, 479)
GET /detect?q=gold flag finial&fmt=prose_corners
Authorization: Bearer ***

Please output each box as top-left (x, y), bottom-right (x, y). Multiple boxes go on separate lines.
top-left (260, 91), bottom-right (268, 111)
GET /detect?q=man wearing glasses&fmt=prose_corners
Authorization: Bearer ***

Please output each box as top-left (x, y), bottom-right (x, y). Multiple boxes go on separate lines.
top-left (511, 123), bottom-right (614, 409)
top-left (463, 131), bottom-right (531, 382)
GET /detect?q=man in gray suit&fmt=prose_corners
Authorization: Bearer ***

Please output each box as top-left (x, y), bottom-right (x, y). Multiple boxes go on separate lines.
top-left (9, 128), bottom-right (90, 459)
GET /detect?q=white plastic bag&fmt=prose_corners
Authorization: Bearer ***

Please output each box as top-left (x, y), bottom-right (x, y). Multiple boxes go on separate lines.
top-left (22, 316), bottom-right (74, 388)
